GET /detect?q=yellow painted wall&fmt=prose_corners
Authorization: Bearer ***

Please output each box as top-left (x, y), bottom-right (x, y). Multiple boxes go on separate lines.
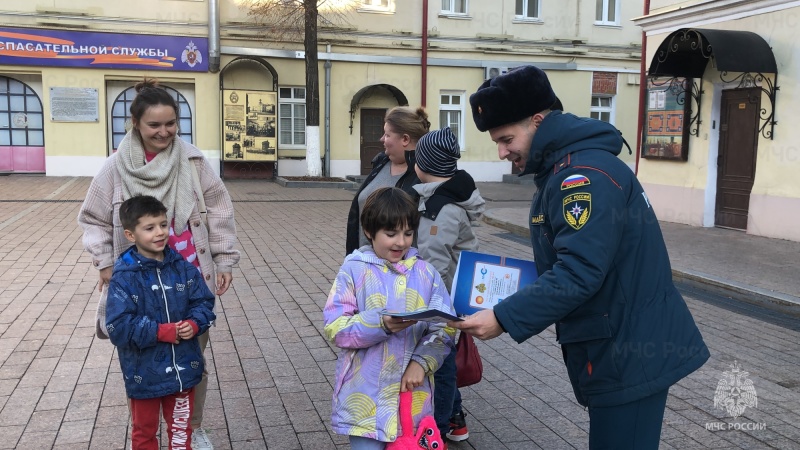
top-left (328, 62), bottom-right (421, 161)
top-left (8, 0), bottom-right (206, 19)
top-left (194, 74), bottom-right (221, 151)
top-left (425, 65), bottom-right (486, 160)
top-left (649, 0), bottom-right (702, 15)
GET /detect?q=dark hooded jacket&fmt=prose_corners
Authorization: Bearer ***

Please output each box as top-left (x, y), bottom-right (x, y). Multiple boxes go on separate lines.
top-left (106, 246), bottom-right (216, 400)
top-left (346, 150), bottom-right (421, 255)
top-left (493, 111), bottom-right (709, 407)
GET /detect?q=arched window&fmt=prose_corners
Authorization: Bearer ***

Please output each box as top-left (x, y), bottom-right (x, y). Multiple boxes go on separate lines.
top-left (0, 77), bottom-right (44, 147)
top-left (110, 85), bottom-right (193, 150)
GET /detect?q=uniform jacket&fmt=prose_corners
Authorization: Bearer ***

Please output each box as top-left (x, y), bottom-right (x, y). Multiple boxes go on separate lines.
top-left (413, 170), bottom-right (486, 290)
top-left (345, 151), bottom-right (421, 255)
top-left (493, 111), bottom-right (709, 407)
top-left (77, 142), bottom-right (240, 295)
top-left (323, 247), bottom-right (456, 442)
top-left (106, 246), bottom-right (216, 400)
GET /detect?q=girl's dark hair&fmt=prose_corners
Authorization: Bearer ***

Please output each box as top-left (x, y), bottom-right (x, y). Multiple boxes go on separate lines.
top-left (384, 106), bottom-right (431, 142)
top-left (119, 195), bottom-right (168, 231)
top-left (361, 187), bottom-right (420, 242)
top-left (129, 78), bottom-right (179, 123)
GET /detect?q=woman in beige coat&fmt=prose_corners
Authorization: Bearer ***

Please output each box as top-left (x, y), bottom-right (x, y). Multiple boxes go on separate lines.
top-left (78, 78), bottom-right (239, 450)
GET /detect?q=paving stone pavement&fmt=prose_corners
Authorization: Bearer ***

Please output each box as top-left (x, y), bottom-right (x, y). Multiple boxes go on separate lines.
top-left (0, 176), bottom-right (798, 449)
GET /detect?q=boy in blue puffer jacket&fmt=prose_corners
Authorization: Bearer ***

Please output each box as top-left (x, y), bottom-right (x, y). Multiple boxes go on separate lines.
top-left (106, 195), bottom-right (216, 450)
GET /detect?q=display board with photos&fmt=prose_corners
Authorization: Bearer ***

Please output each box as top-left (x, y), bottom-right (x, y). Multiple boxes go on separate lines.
top-left (641, 77), bottom-right (691, 161)
top-left (222, 89), bottom-right (277, 161)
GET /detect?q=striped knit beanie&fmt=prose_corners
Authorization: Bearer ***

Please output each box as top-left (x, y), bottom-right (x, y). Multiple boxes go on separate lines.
top-left (415, 127), bottom-right (461, 177)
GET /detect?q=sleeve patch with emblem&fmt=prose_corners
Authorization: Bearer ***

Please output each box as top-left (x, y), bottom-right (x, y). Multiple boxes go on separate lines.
top-left (531, 214), bottom-right (545, 224)
top-left (561, 174), bottom-right (590, 190)
top-left (563, 193), bottom-right (591, 230)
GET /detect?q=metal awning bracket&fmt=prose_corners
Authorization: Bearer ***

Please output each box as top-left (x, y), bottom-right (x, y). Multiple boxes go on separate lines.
top-left (718, 71), bottom-right (778, 139)
top-left (647, 76), bottom-right (704, 137)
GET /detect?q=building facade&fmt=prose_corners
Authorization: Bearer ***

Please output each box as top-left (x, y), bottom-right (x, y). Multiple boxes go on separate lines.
top-left (1, 0), bottom-right (642, 180)
top-left (634, 0), bottom-right (799, 241)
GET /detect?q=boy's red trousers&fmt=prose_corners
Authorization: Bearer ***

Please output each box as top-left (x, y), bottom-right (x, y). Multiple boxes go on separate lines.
top-left (130, 388), bottom-right (194, 450)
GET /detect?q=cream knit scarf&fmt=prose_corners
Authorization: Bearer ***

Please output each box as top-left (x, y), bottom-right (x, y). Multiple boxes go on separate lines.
top-left (116, 130), bottom-right (195, 234)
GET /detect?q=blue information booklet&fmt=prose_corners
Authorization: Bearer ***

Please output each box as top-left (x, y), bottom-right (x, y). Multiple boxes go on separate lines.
top-left (450, 251), bottom-right (538, 316)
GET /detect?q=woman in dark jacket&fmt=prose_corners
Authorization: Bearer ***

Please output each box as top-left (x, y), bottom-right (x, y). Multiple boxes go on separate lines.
top-left (345, 106), bottom-right (430, 255)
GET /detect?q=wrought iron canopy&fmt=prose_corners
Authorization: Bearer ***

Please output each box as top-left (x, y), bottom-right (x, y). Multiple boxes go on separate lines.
top-left (648, 28), bottom-right (777, 77)
top-left (648, 28), bottom-right (779, 139)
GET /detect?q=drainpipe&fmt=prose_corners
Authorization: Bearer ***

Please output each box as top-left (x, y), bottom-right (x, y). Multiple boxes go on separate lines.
top-left (421, 0), bottom-right (428, 107)
top-left (635, 0), bottom-right (650, 175)
top-left (324, 44), bottom-right (332, 177)
top-left (208, 0), bottom-right (220, 72)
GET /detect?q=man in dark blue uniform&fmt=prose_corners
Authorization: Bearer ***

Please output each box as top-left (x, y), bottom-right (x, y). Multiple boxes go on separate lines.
top-left (450, 65), bottom-right (709, 449)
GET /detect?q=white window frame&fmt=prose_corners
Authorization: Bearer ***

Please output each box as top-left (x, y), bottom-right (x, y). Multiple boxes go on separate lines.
top-left (441, 0), bottom-right (468, 15)
top-left (590, 95), bottom-right (615, 125)
top-left (595, 0), bottom-right (621, 25)
top-left (515, 0), bottom-right (541, 20)
top-left (278, 87), bottom-right (306, 149)
top-left (439, 91), bottom-right (465, 151)
top-left (359, 0), bottom-right (394, 13)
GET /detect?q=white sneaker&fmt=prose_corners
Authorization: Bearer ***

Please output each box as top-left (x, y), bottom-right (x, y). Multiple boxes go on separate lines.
top-left (192, 428), bottom-right (214, 450)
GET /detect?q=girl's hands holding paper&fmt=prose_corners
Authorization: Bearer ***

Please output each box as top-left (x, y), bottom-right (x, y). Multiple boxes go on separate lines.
top-left (381, 315), bottom-right (417, 334)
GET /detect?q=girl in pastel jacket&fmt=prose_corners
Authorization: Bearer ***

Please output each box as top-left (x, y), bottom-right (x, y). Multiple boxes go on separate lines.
top-left (324, 187), bottom-right (456, 448)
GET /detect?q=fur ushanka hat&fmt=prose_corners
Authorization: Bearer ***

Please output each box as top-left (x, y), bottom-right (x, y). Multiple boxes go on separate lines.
top-left (469, 65), bottom-right (557, 132)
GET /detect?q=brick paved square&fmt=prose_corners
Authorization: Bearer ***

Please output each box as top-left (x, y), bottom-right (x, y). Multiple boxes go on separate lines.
top-left (0, 179), bottom-right (798, 449)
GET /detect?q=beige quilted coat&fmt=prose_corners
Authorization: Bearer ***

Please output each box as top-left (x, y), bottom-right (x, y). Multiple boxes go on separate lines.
top-left (77, 143), bottom-right (239, 296)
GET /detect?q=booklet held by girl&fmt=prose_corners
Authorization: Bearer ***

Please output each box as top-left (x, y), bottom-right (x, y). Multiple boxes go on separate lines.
top-left (450, 251), bottom-right (538, 316)
top-left (380, 308), bottom-right (462, 323)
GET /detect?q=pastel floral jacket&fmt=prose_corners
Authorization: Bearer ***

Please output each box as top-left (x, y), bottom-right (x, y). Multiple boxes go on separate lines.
top-left (323, 247), bottom-right (456, 443)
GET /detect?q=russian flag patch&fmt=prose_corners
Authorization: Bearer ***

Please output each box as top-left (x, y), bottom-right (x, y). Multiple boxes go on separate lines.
top-left (561, 174), bottom-right (590, 190)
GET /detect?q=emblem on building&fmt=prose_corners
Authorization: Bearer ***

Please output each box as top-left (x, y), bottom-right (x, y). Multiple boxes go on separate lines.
top-left (714, 361), bottom-right (757, 418)
top-left (12, 112), bottom-right (28, 128)
top-left (181, 41), bottom-right (203, 68)
top-left (229, 91), bottom-right (239, 103)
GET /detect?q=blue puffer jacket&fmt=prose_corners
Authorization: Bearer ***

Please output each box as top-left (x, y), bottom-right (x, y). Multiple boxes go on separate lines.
top-left (106, 246), bottom-right (216, 400)
top-left (493, 111), bottom-right (709, 407)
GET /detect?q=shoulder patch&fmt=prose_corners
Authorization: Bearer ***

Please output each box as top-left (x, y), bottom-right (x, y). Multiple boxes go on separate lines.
top-left (531, 214), bottom-right (545, 224)
top-left (563, 192), bottom-right (591, 230)
top-left (561, 174), bottom-right (590, 190)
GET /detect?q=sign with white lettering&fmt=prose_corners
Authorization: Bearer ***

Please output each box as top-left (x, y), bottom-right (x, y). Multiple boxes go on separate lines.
top-left (50, 87), bottom-right (99, 122)
top-left (0, 27), bottom-right (208, 72)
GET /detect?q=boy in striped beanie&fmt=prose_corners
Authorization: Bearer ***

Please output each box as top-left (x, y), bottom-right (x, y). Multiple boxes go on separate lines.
top-left (413, 127), bottom-right (486, 444)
